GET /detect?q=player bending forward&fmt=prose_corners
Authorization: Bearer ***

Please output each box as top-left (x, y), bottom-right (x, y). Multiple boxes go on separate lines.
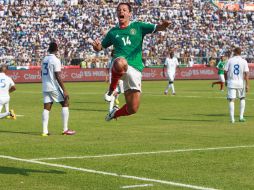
top-left (163, 50), bottom-right (179, 95)
top-left (0, 64), bottom-right (16, 119)
top-left (41, 42), bottom-right (76, 136)
top-left (92, 2), bottom-right (170, 121)
top-left (224, 47), bottom-right (249, 123)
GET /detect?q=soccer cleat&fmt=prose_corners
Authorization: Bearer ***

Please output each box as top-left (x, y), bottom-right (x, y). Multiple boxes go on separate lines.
top-left (172, 93), bottom-right (176, 96)
top-left (104, 91), bottom-right (113, 102)
top-left (41, 133), bottom-right (50, 137)
top-left (164, 91), bottom-right (168, 95)
top-left (9, 109), bottom-right (16, 120)
top-left (105, 106), bottom-right (119, 121)
top-left (239, 118), bottom-right (246, 122)
top-left (231, 120), bottom-right (235, 124)
top-left (62, 129), bottom-right (76, 135)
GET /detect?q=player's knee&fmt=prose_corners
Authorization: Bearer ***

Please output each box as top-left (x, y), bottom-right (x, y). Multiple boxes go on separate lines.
top-left (112, 58), bottom-right (128, 74)
top-left (127, 105), bottom-right (139, 114)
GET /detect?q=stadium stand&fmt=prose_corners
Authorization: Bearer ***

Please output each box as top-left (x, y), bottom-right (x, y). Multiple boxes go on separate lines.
top-left (0, 0), bottom-right (253, 67)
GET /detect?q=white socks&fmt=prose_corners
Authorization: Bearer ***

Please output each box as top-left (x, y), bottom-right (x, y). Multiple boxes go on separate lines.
top-left (229, 101), bottom-right (235, 123)
top-left (62, 107), bottom-right (69, 132)
top-left (240, 99), bottom-right (245, 120)
top-left (0, 112), bottom-right (10, 119)
top-left (109, 96), bottom-right (116, 112)
top-left (171, 84), bottom-right (175, 94)
top-left (165, 83), bottom-right (175, 94)
top-left (42, 107), bottom-right (69, 134)
top-left (42, 109), bottom-right (49, 134)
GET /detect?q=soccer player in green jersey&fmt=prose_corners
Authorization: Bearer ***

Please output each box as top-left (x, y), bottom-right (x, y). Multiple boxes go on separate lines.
top-left (92, 2), bottom-right (170, 121)
top-left (212, 55), bottom-right (227, 91)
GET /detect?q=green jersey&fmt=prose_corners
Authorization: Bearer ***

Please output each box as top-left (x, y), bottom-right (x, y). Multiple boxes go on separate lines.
top-left (217, 60), bottom-right (226, 75)
top-left (101, 21), bottom-right (156, 72)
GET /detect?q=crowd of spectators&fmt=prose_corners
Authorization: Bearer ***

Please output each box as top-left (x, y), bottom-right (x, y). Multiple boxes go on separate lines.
top-left (0, 0), bottom-right (253, 68)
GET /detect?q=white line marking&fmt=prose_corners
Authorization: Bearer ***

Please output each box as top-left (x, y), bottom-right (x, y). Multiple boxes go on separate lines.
top-left (31, 145), bottom-right (254, 161)
top-left (0, 155), bottom-right (219, 190)
top-left (16, 115), bottom-right (24, 117)
top-left (121, 184), bottom-right (153, 189)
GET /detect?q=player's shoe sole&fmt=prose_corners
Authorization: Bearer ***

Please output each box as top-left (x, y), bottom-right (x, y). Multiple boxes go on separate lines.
top-left (239, 118), bottom-right (246, 122)
top-left (62, 129), bottom-right (76, 135)
top-left (41, 133), bottom-right (50, 137)
top-left (9, 109), bottom-right (16, 120)
top-left (115, 98), bottom-right (120, 105)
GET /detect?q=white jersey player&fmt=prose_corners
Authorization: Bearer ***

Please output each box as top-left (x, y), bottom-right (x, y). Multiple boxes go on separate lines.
top-left (224, 47), bottom-right (249, 123)
top-left (41, 42), bottom-right (75, 136)
top-left (163, 51), bottom-right (179, 95)
top-left (0, 64), bottom-right (16, 119)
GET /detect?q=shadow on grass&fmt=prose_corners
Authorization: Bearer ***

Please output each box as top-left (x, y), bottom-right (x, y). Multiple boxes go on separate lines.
top-left (70, 108), bottom-right (105, 112)
top-left (160, 118), bottom-right (216, 122)
top-left (194, 113), bottom-right (227, 117)
top-left (0, 130), bottom-right (40, 136)
top-left (72, 101), bottom-right (103, 104)
top-left (0, 166), bottom-right (65, 176)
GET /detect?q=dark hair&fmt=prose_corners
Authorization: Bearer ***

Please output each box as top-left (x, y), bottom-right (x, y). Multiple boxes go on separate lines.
top-left (117, 2), bottom-right (132, 12)
top-left (48, 42), bottom-right (58, 53)
top-left (233, 47), bottom-right (241, 55)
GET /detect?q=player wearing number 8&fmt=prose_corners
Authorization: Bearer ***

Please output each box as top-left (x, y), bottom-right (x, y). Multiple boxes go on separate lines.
top-left (41, 42), bottom-right (75, 136)
top-left (92, 2), bottom-right (171, 121)
top-left (224, 47), bottom-right (249, 123)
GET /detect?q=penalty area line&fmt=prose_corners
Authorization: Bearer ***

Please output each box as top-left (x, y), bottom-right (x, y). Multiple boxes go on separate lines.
top-left (31, 144), bottom-right (254, 161)
top-left (0, 155), bottom-right (219, 190)
top-left (121, 184), bottom-right (154, 189)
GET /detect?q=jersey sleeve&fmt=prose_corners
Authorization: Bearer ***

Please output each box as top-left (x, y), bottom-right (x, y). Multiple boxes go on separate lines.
top-left (8, 76), bottom-right (15, 87)
top-left (101, 30), bottom-right (113, 49)
top-left (138, 22), bottom-right (156, 36)
top-left (54, 59), bottom-right (62, 72)
top-left (244, 60), bottom-right (249, 72)
top-left (164, 58), bottom-right (168, 66)
top-left (224, 60), bottom-right (229, 72)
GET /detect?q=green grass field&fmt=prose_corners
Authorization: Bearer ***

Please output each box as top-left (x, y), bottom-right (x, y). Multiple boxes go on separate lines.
top-left (1, 80), bottom-right (254, 190)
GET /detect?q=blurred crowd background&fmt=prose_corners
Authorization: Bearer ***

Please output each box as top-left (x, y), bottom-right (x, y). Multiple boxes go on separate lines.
top-left (0, 0), bottom-right (253, 68)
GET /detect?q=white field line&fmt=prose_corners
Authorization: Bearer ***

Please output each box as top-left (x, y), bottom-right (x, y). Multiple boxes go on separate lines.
top-left (31, 145), bottom-right (254, 161)
top-left (16, 115), bottom-right (24, 117)
top-left (121, 184), bottom-right (153, 189)
top-left (0, 155), bottom-right (219, 190)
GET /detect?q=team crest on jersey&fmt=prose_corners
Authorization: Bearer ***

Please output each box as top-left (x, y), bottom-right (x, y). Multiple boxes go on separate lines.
top-left (130, 28), bottom-right (136, 35)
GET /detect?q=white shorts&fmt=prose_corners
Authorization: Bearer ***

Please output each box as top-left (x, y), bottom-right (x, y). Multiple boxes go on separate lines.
top-left (219, 74), bottom-right (225, 83)
top-left (0, 97), bottom-right (10, 105)
top-left (121, 65), bottom-right (142, 92)
top-left (43, 89), bottom-right (64, 103)
top-left (227, 88), bottom-right (245, 100)
top-left (167, 73), bottom-right (175, 82)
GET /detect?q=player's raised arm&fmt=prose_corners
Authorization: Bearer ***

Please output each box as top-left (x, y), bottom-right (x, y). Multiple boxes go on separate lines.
top-left (155, 20), bottom-right (171, 32)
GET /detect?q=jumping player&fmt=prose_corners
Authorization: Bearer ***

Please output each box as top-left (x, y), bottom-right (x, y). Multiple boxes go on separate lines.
top-left (92, 2), bottom-right (170, 121)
